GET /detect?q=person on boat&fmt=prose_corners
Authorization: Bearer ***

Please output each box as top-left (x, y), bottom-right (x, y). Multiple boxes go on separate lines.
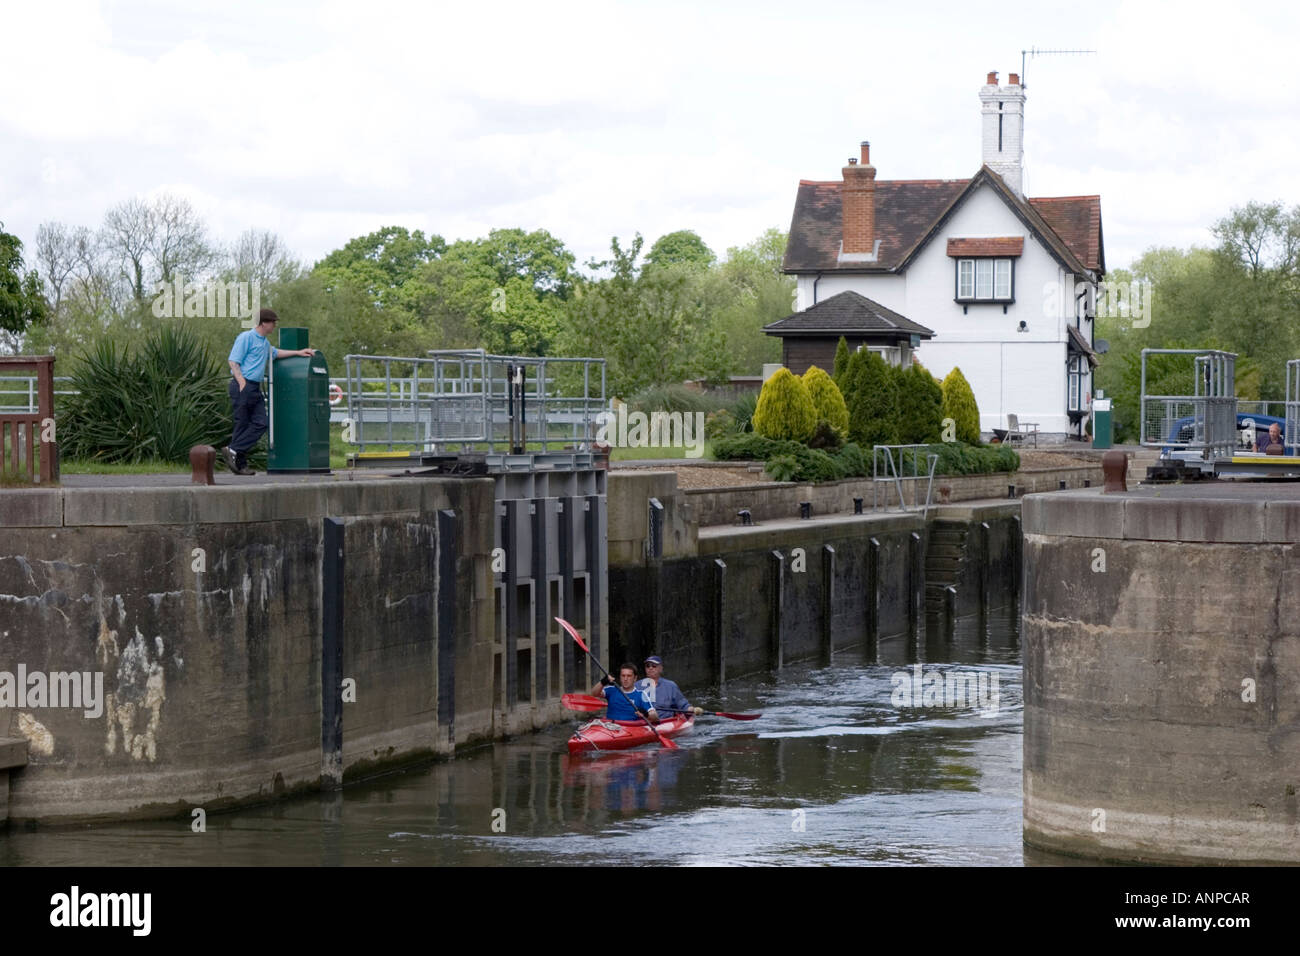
top-left (591, 664), bottom-right (658, 723)
top-left (1256, 422), bottom-right (1284, 454)
top-left (637, 656), bottom-right (702, 720)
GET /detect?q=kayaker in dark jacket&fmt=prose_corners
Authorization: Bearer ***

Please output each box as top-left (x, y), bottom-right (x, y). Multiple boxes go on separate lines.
top-left (592, 664), bottom-right (657, 722)
top-left (637, 656), bottom-right (702, 720)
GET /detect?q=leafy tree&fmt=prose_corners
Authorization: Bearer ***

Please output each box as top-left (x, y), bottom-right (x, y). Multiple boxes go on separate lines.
top-left (314, 226), bottom-right (445, 310)
top-left (941, 366), bottom-right (981, 443)
top-left (801, 365), bottom-right (849, 437)
top-left (843, 350), bottom-right (899, 446)
top-left (0, 221), bottom-right (48, 339)
top-left (897, 361), bottom-right (943, 444)
top-left (646, 230), bottom-right (715, 271)
top-left (752, 368), bottom-right (816, 441)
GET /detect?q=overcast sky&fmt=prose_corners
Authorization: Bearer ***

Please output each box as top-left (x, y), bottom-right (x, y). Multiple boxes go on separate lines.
top-left (2, 0), bottom-right (1297, 275)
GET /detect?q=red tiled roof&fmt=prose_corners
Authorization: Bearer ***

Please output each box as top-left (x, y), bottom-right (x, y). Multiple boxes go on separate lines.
top-left (784, 171), bottom-right (1104, 276)
top-left (783, 179), bottom-right (969, 273)
top-left (946, 237), bottom-right (1024, 257)
top-left (1030, 196), bottom-right (1104, 272)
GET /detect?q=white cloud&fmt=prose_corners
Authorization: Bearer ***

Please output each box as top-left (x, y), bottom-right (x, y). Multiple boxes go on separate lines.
top-left (0, 0), bottom-right (1297, 276)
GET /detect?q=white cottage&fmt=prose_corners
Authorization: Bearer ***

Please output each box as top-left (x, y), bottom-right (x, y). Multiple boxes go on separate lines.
top-left (780, 71), bottom-right (1104, 440)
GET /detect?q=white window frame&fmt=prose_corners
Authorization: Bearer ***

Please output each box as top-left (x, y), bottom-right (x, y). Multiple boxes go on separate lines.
top-left (958, 260), bottom-right (974, 298)
top-left (956, 257), bottom-right (1015, 302)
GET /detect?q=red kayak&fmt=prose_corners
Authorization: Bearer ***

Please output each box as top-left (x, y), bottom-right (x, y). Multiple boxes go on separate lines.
top-left (567, 714), bottom-right (694, 754)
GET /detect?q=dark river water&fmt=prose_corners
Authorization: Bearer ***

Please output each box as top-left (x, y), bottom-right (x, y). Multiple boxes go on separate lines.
top-left (2, 604), bottom-right (1072, 866)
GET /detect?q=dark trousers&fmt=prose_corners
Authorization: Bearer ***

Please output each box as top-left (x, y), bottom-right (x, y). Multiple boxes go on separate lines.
top-left (229, 379), bottom-right (267, 462)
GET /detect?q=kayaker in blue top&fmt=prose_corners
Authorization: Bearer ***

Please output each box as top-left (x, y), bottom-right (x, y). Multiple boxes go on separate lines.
top-left (591, 664), bottom-right (657, 722)
top-left (637, 656), bottom-right (702, 719)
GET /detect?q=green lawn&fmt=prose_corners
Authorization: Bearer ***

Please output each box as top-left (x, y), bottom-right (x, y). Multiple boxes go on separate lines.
top-left (610, 443), bottom-right (713, 461)
top-left (60, 458), bottom-right (189, 475)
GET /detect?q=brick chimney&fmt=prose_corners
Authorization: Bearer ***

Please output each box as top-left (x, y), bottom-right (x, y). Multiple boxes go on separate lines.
top-left (979, 71), bottom-right (1026, 196)
top-left (841, 141), bottom-right (879, 260)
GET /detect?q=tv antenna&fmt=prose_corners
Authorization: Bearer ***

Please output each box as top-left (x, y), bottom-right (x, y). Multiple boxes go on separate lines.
top-left (1020, 47), bottom-right (1096, 88)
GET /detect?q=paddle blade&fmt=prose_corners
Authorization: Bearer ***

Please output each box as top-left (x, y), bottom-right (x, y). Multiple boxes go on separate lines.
top-left (562, 693), bottom-right (607, 712)
top-left (713, 711), bottom-right (762, 721)
top-left (656, 733), bottom-right (680, 750)
top-left (555, 617), bottom-right (589, 653)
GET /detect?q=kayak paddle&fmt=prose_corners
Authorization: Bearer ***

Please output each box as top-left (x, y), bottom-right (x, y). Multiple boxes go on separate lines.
top-left (656, 706), bottom-right (763, 721)
top-left (561, 693), bottom-right (608, 712)
top-left (555, 617), bottom-right (679, 750)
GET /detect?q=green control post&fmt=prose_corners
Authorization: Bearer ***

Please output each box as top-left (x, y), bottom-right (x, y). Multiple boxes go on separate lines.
top-left (1092, 397), bottom-right (1113, 449)
top-left (268, 327), bottom-right (331, 473)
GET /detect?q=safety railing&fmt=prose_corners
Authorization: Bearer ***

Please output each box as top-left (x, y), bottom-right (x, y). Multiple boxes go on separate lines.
top-left (342, 350), bottom-right (606, 453)
top-left (0, 375), bottom-right (76, 414)
top-left (0, 357), bottom-right (58, 483)
top-left (871, 444), bottom-right (939, 518)
top-left (1139, 348), bottom-right (1236, 459)
top-left (1287, 360), bottom-right (1300, 453)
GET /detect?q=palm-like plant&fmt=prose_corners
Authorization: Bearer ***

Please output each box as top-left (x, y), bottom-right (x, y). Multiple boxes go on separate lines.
top-left (60, 325), bottom-right (236, 464)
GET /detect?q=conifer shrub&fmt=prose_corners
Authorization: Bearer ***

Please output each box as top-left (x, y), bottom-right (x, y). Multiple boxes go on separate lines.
top-left (941, 366), bottom-right (981, 444)
top-left (752, 367), bottom-right (817, 442)
top-left (801, 365), bottom-right (850, 438)
top-left (897, 361), bottom-right (944, 444)
top-left (832, 336), bottom-right (851, 385)
top-left (844, 350), bottom-right (899, 447)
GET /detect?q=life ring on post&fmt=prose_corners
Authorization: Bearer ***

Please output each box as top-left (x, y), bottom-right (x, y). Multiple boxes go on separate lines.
top-left (328, 383), bottom-right (344, 406)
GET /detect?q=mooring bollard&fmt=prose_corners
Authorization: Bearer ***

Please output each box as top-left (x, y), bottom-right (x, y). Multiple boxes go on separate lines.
top-left (190, 445), bottom-right (216, 485)
top-left (853, 497), bottom-right (863, 515)
top-left (1084, 478), bottom-right (1091, 488)
top-left (799, 501), bottom-right (811, 520)
top-left (1102, 450), bottom-right (1127, 493)
top-left (1058, 479), bottom-right (1067, 491)
top-left (738, 509), bottom-right (752, 527)
top-left (1007, 484), bottom-right (1017, 499)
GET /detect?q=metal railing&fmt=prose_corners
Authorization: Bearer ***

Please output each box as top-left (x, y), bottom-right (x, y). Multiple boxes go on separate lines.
top-left (342, 350), bottom-right (606, 453)
top-left (1140, 348), bottom-right (1237, 459)
top-left (871, 444), bottom-right (939, 518)
top-left (0, 375), bottom-right (76, 414)
top-left (1287, 360), bottom-right (1300, 452)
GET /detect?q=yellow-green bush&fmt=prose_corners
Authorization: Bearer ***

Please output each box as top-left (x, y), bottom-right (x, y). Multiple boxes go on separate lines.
top-left (802, 365), bottom-right (850, 437)
top-left (752, 367), bottom-right (817, 442)
top-left (941, 366), bottom-right (981, 444)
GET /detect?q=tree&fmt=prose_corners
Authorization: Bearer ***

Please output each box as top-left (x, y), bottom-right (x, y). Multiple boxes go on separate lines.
top-left (147, 194), bottom-right (216, 286)
top-left (314, 226), bottom-right (446, 309)
top-left (752, 368), bottom-right (816, 441)
top-left (646, 230), bottom-right (715, 271)
top-left (833, 337), bottom-right (850, 384)
top-left (0, 221), bottom-right (48, 339)
top-left (941, 366), bottom-right (981, 443)
top-left (801, 365), bottom-right (849, 437)
top-left (897, 361), bottom-right (943, 444)
top-left (843, 350), bottom-right (899, 446)
top-left (227, 229), bottom-right (301, 287)
top-left (101, 198), bottom-right (155, 304)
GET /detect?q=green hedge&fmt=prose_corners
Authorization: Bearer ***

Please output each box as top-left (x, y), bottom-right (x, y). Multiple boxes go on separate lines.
top-left (714, 433), bottom-right (1018, 481)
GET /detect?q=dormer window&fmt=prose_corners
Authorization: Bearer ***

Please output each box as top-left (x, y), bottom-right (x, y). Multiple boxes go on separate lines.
top-left (947, 237), bottom-right (1022, 307)
top-left (956, 258), bottom-right (1013, 301)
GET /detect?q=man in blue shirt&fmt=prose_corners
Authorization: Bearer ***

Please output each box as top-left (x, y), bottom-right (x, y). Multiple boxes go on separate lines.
top-left (590, 664), bottom-right (657, 722)
top-left (637, 656), bottom-right (701, 719)
top-left (224, 308), bottom-right (315, 475)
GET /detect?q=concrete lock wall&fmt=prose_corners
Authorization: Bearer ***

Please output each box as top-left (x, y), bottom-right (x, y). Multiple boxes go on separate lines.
top-left (0, 479), bottom-right (497, 823)
top-left (1022, 490), bottom-right (1300, 864)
